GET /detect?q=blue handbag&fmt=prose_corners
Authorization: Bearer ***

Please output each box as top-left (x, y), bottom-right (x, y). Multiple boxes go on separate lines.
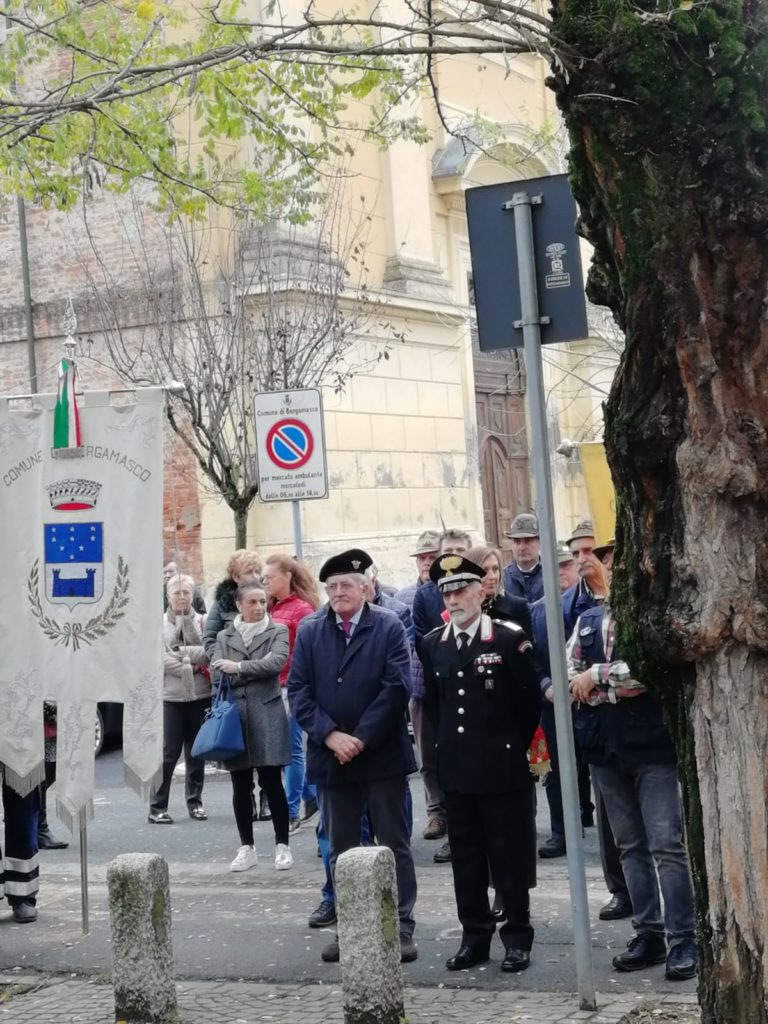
top-left (191, 674), bottom-right (245, 761)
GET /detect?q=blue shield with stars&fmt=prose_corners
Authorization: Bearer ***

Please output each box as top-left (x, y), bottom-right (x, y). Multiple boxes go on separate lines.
top-left (44, 522), bottom-right (104, 608)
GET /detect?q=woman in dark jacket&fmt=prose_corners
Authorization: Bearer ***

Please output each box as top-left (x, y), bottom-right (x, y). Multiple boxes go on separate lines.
top-left (203, 549), bottom-right (263, 655)
top-left (466, 545), bottom-right (532, 638)
top-left (212, 581), bottom-right (291, 873)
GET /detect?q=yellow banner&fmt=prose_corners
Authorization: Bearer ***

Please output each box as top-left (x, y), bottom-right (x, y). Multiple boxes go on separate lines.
top-left (579, 442), bottom-right (615, 545)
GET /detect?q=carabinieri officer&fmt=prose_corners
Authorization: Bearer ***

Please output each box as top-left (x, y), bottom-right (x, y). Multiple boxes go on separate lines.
top-left (421, 555), bottom-right (541, 973)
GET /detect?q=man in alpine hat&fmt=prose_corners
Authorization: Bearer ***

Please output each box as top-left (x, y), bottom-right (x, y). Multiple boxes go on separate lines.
top-left (421, 554), bottom-right (541, 973)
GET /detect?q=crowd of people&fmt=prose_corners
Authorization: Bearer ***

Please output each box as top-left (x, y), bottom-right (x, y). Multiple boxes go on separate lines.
top-left (0, 518), bottom-right (696, 984)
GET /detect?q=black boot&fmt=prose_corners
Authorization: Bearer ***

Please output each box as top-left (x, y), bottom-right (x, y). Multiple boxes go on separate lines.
top-left (38, 782), bottom-right (69, 850)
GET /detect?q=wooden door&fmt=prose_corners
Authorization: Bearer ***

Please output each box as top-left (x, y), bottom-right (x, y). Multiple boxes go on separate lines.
top-left (475, 387), bottom-right (531, 552)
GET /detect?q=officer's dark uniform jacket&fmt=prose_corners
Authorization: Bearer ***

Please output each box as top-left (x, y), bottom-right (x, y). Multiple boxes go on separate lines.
top-left (572, 605), bottom-right (676, 766)
top-left (287, 602), bottom-right (417, 786)
top-left (421, 614), bottom-right (541, 794)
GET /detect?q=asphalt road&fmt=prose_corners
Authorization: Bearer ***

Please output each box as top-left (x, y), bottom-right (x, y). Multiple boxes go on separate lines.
top-left (0, 747), bottom-right (697, 997)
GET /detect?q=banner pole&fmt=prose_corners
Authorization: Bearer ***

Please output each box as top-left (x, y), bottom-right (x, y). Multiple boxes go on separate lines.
top-left (79, 823), bottom-right (90, 935)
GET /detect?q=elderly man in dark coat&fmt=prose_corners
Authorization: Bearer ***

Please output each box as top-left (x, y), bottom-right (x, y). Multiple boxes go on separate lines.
top-left (287, 548), bottom-right (417, 964)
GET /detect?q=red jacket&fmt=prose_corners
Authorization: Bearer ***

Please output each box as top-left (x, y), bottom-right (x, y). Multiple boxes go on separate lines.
top-left (269, 593), bottom-right (316, 684)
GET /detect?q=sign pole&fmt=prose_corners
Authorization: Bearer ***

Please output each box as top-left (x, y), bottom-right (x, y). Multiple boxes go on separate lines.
top-left (292, 500), bottom-right (303, 560)
top-left (509, 191), bottom-right (597, 1011)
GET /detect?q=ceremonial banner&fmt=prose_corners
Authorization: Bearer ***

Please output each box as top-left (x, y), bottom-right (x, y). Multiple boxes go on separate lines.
top-left (0, 388), bottom-right (164, 831)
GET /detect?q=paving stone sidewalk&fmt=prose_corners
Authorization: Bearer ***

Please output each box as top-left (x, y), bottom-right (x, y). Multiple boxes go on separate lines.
top-left (0, 976), bottom-right (698, 1024)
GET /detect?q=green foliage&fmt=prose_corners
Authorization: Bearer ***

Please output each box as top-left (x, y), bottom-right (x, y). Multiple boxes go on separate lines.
top-left (551, 0), bottom-right (768, 298)
top-left (0, 0), bottom-right (426, 216)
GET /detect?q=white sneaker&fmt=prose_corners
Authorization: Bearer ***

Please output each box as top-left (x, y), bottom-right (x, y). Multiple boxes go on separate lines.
top-left (230, 845), bottom-right (258, 872)
top-left (275, 843), bottom-right (293, 871)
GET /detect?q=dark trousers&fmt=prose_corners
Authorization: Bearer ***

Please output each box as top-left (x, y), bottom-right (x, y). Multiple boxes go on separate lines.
top-left (38, 760), bottom-right (57, 833)
top-left (150, 700), bottom-right (209, 813)
top-left (231, 766), bottom-right (289, 847)
top-left (445, 786), bottom-right (534, 952)
top-left (593, 775), bottom-right (630, 898)
top-left (591, 759), bottom-right (694, 942)
top-left (317, 777), bottom-right (416, 939)
top-left (540, 702), bottom-right (593, 837)
top-left (1, 784), bottom-right (39, 907)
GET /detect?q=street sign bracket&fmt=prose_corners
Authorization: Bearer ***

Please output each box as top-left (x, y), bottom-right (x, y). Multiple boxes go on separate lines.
top-left (514, 316), bottom-right (551, 328)
top-left (502, 193), bottom-right (543, 210)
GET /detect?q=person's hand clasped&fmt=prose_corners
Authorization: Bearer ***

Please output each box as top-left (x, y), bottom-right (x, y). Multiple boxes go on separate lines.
top-left (570, 669), bottom-right (597, 703)
top-left (325, 730), bottom-right (364, 764)
top-left (212, 658), bottom-right (239, 674)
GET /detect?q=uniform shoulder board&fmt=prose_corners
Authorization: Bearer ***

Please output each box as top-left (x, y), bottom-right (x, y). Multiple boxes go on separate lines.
top-left (493, 619), bottom-right (524, 633)
top-left (423, 624), bottom-right (444, 639)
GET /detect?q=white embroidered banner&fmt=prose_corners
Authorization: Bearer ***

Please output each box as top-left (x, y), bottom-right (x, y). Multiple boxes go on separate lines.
top-left (0, 387), bottom-right (164, 831)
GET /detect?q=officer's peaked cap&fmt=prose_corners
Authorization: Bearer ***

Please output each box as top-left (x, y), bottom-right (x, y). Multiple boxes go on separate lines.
top-left (430, 554), bottom-right (486, 593)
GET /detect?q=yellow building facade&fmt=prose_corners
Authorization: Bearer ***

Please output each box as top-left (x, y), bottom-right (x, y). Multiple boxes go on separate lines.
top-left (200, 37), bottom-right (620, 588)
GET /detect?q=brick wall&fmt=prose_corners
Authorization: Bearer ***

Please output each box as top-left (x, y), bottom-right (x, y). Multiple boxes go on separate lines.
top-left (163, 432), bottom-right (203, 580)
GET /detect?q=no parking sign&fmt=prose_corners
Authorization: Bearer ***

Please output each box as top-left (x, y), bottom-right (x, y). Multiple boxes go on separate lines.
top-left (253, 389), bottom-right (328, 502)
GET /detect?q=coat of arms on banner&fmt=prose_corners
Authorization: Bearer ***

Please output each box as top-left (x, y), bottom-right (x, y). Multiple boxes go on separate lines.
top-left (27, 477), bottom-right (130, 650)
top-left (44, 522), bottom-right (104, 607)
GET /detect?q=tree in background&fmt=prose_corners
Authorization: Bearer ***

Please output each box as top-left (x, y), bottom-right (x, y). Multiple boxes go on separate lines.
top-left (80, 188), bottom-right (401, 546)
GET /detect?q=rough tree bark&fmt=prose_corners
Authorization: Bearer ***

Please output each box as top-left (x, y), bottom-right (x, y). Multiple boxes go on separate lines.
top-left (549, 2), bottom-right (768, 1021)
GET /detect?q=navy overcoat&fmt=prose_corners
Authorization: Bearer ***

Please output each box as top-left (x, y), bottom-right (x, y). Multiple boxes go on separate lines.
top-left (287, 602), bottom-right (417, 785)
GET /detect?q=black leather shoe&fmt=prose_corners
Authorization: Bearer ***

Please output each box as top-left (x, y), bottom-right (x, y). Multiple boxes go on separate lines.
top-left (599, 893), bottom-right (633, 920)
top-left (538, 836), bottom-right (566, 859)
top-left (38, 827), bottom-right (69, 850)
top-left (301, 797), bottom-right (318, 823)
top-left (308, 899), bottom-right (337, 928)
top-left (612, 932), bottom-right (667, 972)
top-left (321, 937), bottom-right (340, 962)
top-left (446, 944), bottom-right (490, 971)
top-left (12, 901), bottom-right (37, 924)
top-left (665, 939), bottom-right (697, 980)
top-left (433, 840), bottom-right (452, 864)
top-left (581, 808), bottom-right (595, 828)
top-left (501, 949), bottom-right (530, 973)
top-left (400, 936), bottom-right (418, 963)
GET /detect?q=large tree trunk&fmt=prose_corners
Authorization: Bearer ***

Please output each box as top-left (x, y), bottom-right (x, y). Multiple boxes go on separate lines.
top-left (549, 3), bottom-right (768, 1020)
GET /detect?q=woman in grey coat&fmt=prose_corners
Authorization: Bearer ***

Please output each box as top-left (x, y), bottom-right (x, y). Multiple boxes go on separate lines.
top-left (212, 581), bottom-right (292, 872)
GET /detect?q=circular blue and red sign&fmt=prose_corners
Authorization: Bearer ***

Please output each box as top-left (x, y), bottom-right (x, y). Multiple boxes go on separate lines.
top-left (266, 418), bottom-right (314, 470)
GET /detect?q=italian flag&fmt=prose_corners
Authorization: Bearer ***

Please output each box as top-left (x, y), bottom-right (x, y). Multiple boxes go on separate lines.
top-left (53, 359), bottom-right (82, 450)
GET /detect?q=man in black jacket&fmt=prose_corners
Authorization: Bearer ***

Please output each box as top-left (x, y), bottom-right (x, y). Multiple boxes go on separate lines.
top-left (421, 555), bottom-right (541, 973)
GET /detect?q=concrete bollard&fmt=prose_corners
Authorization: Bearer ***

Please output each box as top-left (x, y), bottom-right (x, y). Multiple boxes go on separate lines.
top-left (336, 846), bottom-right (404, 1024)
top-left (107, 853), bottom-right (179, 1024)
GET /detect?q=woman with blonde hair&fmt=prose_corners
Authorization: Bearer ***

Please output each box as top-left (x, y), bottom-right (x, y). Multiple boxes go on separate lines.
top-left (466, 544), bottom-right (531, 637)
top-left (203, 549), bottom-right (263, 655)
top-left (263, 553), bottom-right (320, 831)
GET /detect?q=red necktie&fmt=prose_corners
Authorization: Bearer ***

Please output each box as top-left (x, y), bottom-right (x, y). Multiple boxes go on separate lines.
top-left (341, 620), bottom-right (351, 638)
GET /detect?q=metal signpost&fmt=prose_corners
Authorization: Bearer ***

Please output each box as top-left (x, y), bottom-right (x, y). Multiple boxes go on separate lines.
top-left (253, 388), bottom-right (329, 557)
top-left (466, 175), bottom-right (596, 1011)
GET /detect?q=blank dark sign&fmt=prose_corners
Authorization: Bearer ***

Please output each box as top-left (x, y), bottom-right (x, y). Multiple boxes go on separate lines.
top-left (465, 174), bottom-right (589, 349)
